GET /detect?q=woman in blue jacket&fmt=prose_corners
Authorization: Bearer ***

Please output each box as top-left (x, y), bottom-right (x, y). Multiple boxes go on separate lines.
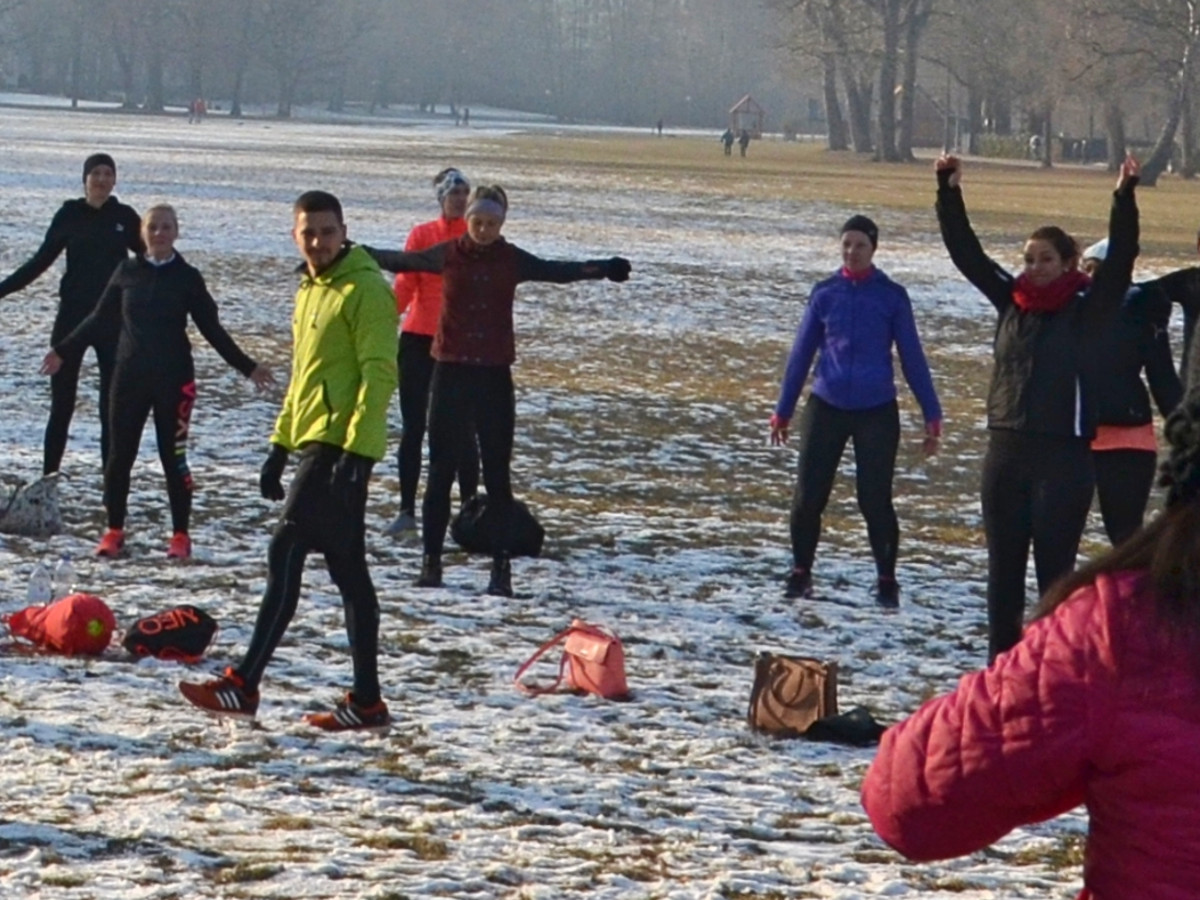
top-left (770, 215), bottom-right (942, 607)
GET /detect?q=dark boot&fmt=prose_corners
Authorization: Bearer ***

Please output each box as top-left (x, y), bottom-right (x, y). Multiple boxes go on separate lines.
top-left (783, 566), bottom-right (812, 599)
top-left (414, 554), bottom-right (442, 588)
top-left (874, 576), bottom-right (900, 609)
top-left (486, 552), bottom-right (513, 597)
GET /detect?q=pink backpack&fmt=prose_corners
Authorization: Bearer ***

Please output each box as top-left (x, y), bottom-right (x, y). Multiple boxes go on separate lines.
top-left (515, 619), bottom-right (630, 700)
top-left (6, 593), bottom-right (116, 656)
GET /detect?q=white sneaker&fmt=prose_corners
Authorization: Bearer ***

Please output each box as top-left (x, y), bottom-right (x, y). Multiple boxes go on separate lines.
top-left (383, 510), bottom-right (418, 536)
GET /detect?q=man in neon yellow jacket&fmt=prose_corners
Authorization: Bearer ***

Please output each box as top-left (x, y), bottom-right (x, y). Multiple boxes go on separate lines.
top-left (180, 190), bottom-right (398, 732)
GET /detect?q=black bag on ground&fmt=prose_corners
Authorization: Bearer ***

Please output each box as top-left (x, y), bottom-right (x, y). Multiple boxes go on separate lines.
top-left (747, 651), bottom-right (887, 745)
top-left (122, 605), bottom-right (218, 663)
top-left (451, 494), bottom-right (545, 558)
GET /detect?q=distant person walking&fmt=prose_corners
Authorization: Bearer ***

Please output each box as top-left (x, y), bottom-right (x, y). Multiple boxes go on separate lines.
top-left (370, 184), bottom-right (631, 598)
top-left (738, 128), bottom-right (751, 157)
top-left (180, 190), bottom-right (398, 731)
top-left (0, 153), bottom-right (142, 475)
top-left (384, 168), bottom-right (479, 537)
top-left (935, 152), bottom-right (1141, 661)
top-left (770, 215), bottom-right (942, 607)
top-left (721, 128), bottom-right (734, 156)
top-left (40, 204), bottom-right (274, 560)
top-left (1079, 239), bottom-right (1181, 547)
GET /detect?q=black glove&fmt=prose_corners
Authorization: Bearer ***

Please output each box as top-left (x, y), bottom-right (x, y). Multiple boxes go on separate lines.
top-left (606, 256), bottom-right (632, 283)
top-left (331, 450), bottom-right (374, 496)
top-left (259, 444), bottom-right (288, 501)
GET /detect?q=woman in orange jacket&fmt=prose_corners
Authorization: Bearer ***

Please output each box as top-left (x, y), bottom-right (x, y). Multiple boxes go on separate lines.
top-left (384, 168), bottom-right (479, 536)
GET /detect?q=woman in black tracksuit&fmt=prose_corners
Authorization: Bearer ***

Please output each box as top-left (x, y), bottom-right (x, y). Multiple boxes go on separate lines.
top-left (41, 205), bottom-right (273, 559)
top-left (0, 153), bottom-right (143, 475)
top-left (936, 153), bottom-right (1141, 661)
top-left (1079, 242), bottom-right (1182, 547)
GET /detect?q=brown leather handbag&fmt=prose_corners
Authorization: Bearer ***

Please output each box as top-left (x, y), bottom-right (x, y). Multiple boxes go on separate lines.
top-left (747, 652), bottom-right (838, 737)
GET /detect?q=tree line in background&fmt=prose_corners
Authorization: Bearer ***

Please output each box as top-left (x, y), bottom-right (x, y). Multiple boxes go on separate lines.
top-left (769, 0), bottom-right (1200, 185)
top-left (0, 0), bottom-right (801, 130)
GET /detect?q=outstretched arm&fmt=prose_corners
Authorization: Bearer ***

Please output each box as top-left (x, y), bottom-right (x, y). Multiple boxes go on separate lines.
top-left (0, 208), bottom-right (70, 300)
top-left (186, 270), bottom-right (273, 389)
top-left (934, 154), bottom-right (1015, 312)
top-left (514, 248), bottom-right (631, 285)
top-left (363, 241), bottom-right (448, 275)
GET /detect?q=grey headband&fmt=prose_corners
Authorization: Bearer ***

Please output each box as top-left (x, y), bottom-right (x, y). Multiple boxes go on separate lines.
top-left (436, 169), bottom-right (470, 202)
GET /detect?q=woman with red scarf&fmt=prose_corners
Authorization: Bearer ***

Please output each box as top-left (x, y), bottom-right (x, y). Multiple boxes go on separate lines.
top-left (936, 153), bottom-right (1140, 660)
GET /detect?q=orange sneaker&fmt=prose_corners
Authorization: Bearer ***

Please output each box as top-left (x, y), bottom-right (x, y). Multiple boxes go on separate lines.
top-left (95, 528), bottom-right (125, 558)
top-left (179, 667), bottom-right (259, 719)
top-left (304, 693), bottom-right (390, 732)
top-left (167, 532), bottom-right (192, 559)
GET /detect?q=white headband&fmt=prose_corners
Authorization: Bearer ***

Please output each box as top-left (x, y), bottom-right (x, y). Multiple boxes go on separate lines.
top-left (466, 198), bottom-right (507, 220)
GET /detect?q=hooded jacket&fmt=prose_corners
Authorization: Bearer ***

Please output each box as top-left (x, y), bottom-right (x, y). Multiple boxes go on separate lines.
top-left (393, 215), bottom-right (468, 335)
top-left (271, 244), bottom-right (398, 461)
top-left (862, 570), bottom-right (1200, 899)
top-left (773, 266), bottom-right (942, 423)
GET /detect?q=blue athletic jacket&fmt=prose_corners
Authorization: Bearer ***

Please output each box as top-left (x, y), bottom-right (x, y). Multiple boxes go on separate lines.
top-left (774, 267), bottom-right (942, 423)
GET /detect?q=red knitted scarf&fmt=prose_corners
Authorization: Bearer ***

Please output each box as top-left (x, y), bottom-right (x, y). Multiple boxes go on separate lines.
top-left (1011, 269), bottom-right (1091, 313)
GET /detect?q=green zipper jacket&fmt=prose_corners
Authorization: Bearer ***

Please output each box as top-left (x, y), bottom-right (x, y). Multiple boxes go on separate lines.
top-left (272, 244), bottom-right (398, 460)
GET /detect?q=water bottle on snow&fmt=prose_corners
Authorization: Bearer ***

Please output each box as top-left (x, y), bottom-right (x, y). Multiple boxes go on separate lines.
top-left (52, 553), bottom-right (76, 599)
top-left (26, 559), bottom-right (53, 605)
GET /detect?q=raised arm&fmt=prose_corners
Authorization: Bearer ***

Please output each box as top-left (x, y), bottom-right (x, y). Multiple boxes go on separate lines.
top-left (934, 155), bottom-right (1015, 311)
top-left (514, 248), bottom-right (631, 285)
top-left (362, 241), bottom-right (447, 275)
top-left (1082, 155), bottom-right (1140, 333)
top-left (0, 207), bottom-right (70, 300)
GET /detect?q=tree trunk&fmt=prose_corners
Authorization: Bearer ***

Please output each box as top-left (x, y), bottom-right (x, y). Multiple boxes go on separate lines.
top-left (145, 51), bottom-right (165, 111)
top-left (1103, 102), bottom-right (1126, 172)
top-left (875, 0), bottom-right (901, 161)
top-left (966, 82), bottom-right (983, 155)
top-left (896, 0), bottom-right (929, 162)
top-left (822, 51), bottom-right (849, 150)
top-left (843, 70), bottom-right (874, 153)
top-left (1142, 86), bottom-right (1187, 186)
top-left (1041, 109), bottom-right (1053, 168)
top-left (1180, 84), bottom-right (1196, 179)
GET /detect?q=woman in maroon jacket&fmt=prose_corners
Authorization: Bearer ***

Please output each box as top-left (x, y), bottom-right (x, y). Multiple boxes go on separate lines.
top-left (371, 185), bottom-right (631, 597)
top-left (861, 391), bottom-right (1200, 898)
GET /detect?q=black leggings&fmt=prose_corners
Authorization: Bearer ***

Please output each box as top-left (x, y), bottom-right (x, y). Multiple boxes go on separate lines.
top-left (235, 444), bottom-right (381, 705)
top-left (423, 362), bottom-right (515, 557)
top-left (789, 395), bottom-right (900, 579)
top-left (981, 430), bottom-right (1094, 660)
top-left (104, 369), bottom-right (195, 533)
top-left (45, 333), bottom-right (116, 476)
top-left (1093, 448), bottom-right (1157, 547)
top-left (397, 332), bottom-right (478, 513)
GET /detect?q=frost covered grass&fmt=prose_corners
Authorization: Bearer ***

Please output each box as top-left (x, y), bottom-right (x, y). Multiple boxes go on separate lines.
top-left (0, 102), bottom-right (1186, 898)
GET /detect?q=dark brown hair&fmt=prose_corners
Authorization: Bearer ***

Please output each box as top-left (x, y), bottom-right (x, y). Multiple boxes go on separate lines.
top-left (293, 190), bottom-right (343, 223)
top-left (1027, 225), bottom-right (1079, 265)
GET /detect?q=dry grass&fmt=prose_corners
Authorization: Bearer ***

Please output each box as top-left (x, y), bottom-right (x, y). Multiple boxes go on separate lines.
top-left (479, 133), bottom-right (1200, 262)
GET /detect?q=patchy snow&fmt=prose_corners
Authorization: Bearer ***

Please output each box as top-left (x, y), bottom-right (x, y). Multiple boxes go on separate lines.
top-left (0, 102), bottom-right (1166, 898)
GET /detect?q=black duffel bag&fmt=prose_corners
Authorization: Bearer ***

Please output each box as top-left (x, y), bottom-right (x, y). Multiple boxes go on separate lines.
top-left (451, 494), bottom-right (545, 558)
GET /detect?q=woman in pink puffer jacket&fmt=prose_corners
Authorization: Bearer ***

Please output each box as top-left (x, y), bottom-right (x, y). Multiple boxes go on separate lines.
top-left (862, 389), bottom-right (1200, 899)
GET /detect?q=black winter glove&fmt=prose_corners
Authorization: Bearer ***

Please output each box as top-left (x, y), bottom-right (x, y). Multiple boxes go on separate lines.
top-left (331, 450), bottom-right (374, 496)
top-left (606, 256), bottom-right (632, 283)
top-left (259, 444), bottom-right (288, 501)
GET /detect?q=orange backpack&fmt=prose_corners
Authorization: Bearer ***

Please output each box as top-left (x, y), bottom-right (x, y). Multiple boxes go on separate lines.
top-left (514, 619), bottom-right (630, 701)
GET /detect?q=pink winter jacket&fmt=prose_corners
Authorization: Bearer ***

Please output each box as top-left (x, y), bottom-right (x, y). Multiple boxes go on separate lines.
top-left (861, 570), bottom-right (1200, 899)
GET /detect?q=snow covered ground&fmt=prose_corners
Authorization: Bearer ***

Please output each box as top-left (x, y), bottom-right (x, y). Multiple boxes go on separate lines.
top-left (0, 102), bottom-right (1157, 898)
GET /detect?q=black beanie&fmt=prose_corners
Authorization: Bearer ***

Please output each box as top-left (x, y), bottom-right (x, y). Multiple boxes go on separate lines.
top-left (82, 153), bottom-right (116, 182)
top-left (841, 214), bottom-right (879, 248)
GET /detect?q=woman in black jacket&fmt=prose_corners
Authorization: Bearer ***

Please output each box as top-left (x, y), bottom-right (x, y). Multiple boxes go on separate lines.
top-left (936, 153), bottom-right (1141, 661)
top-left (41, 205), bottom-right (274, 559)
top-left (0, 153), bottom-right (143, 475)
top-left (1079, 239), bottom-right (1182, 546)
